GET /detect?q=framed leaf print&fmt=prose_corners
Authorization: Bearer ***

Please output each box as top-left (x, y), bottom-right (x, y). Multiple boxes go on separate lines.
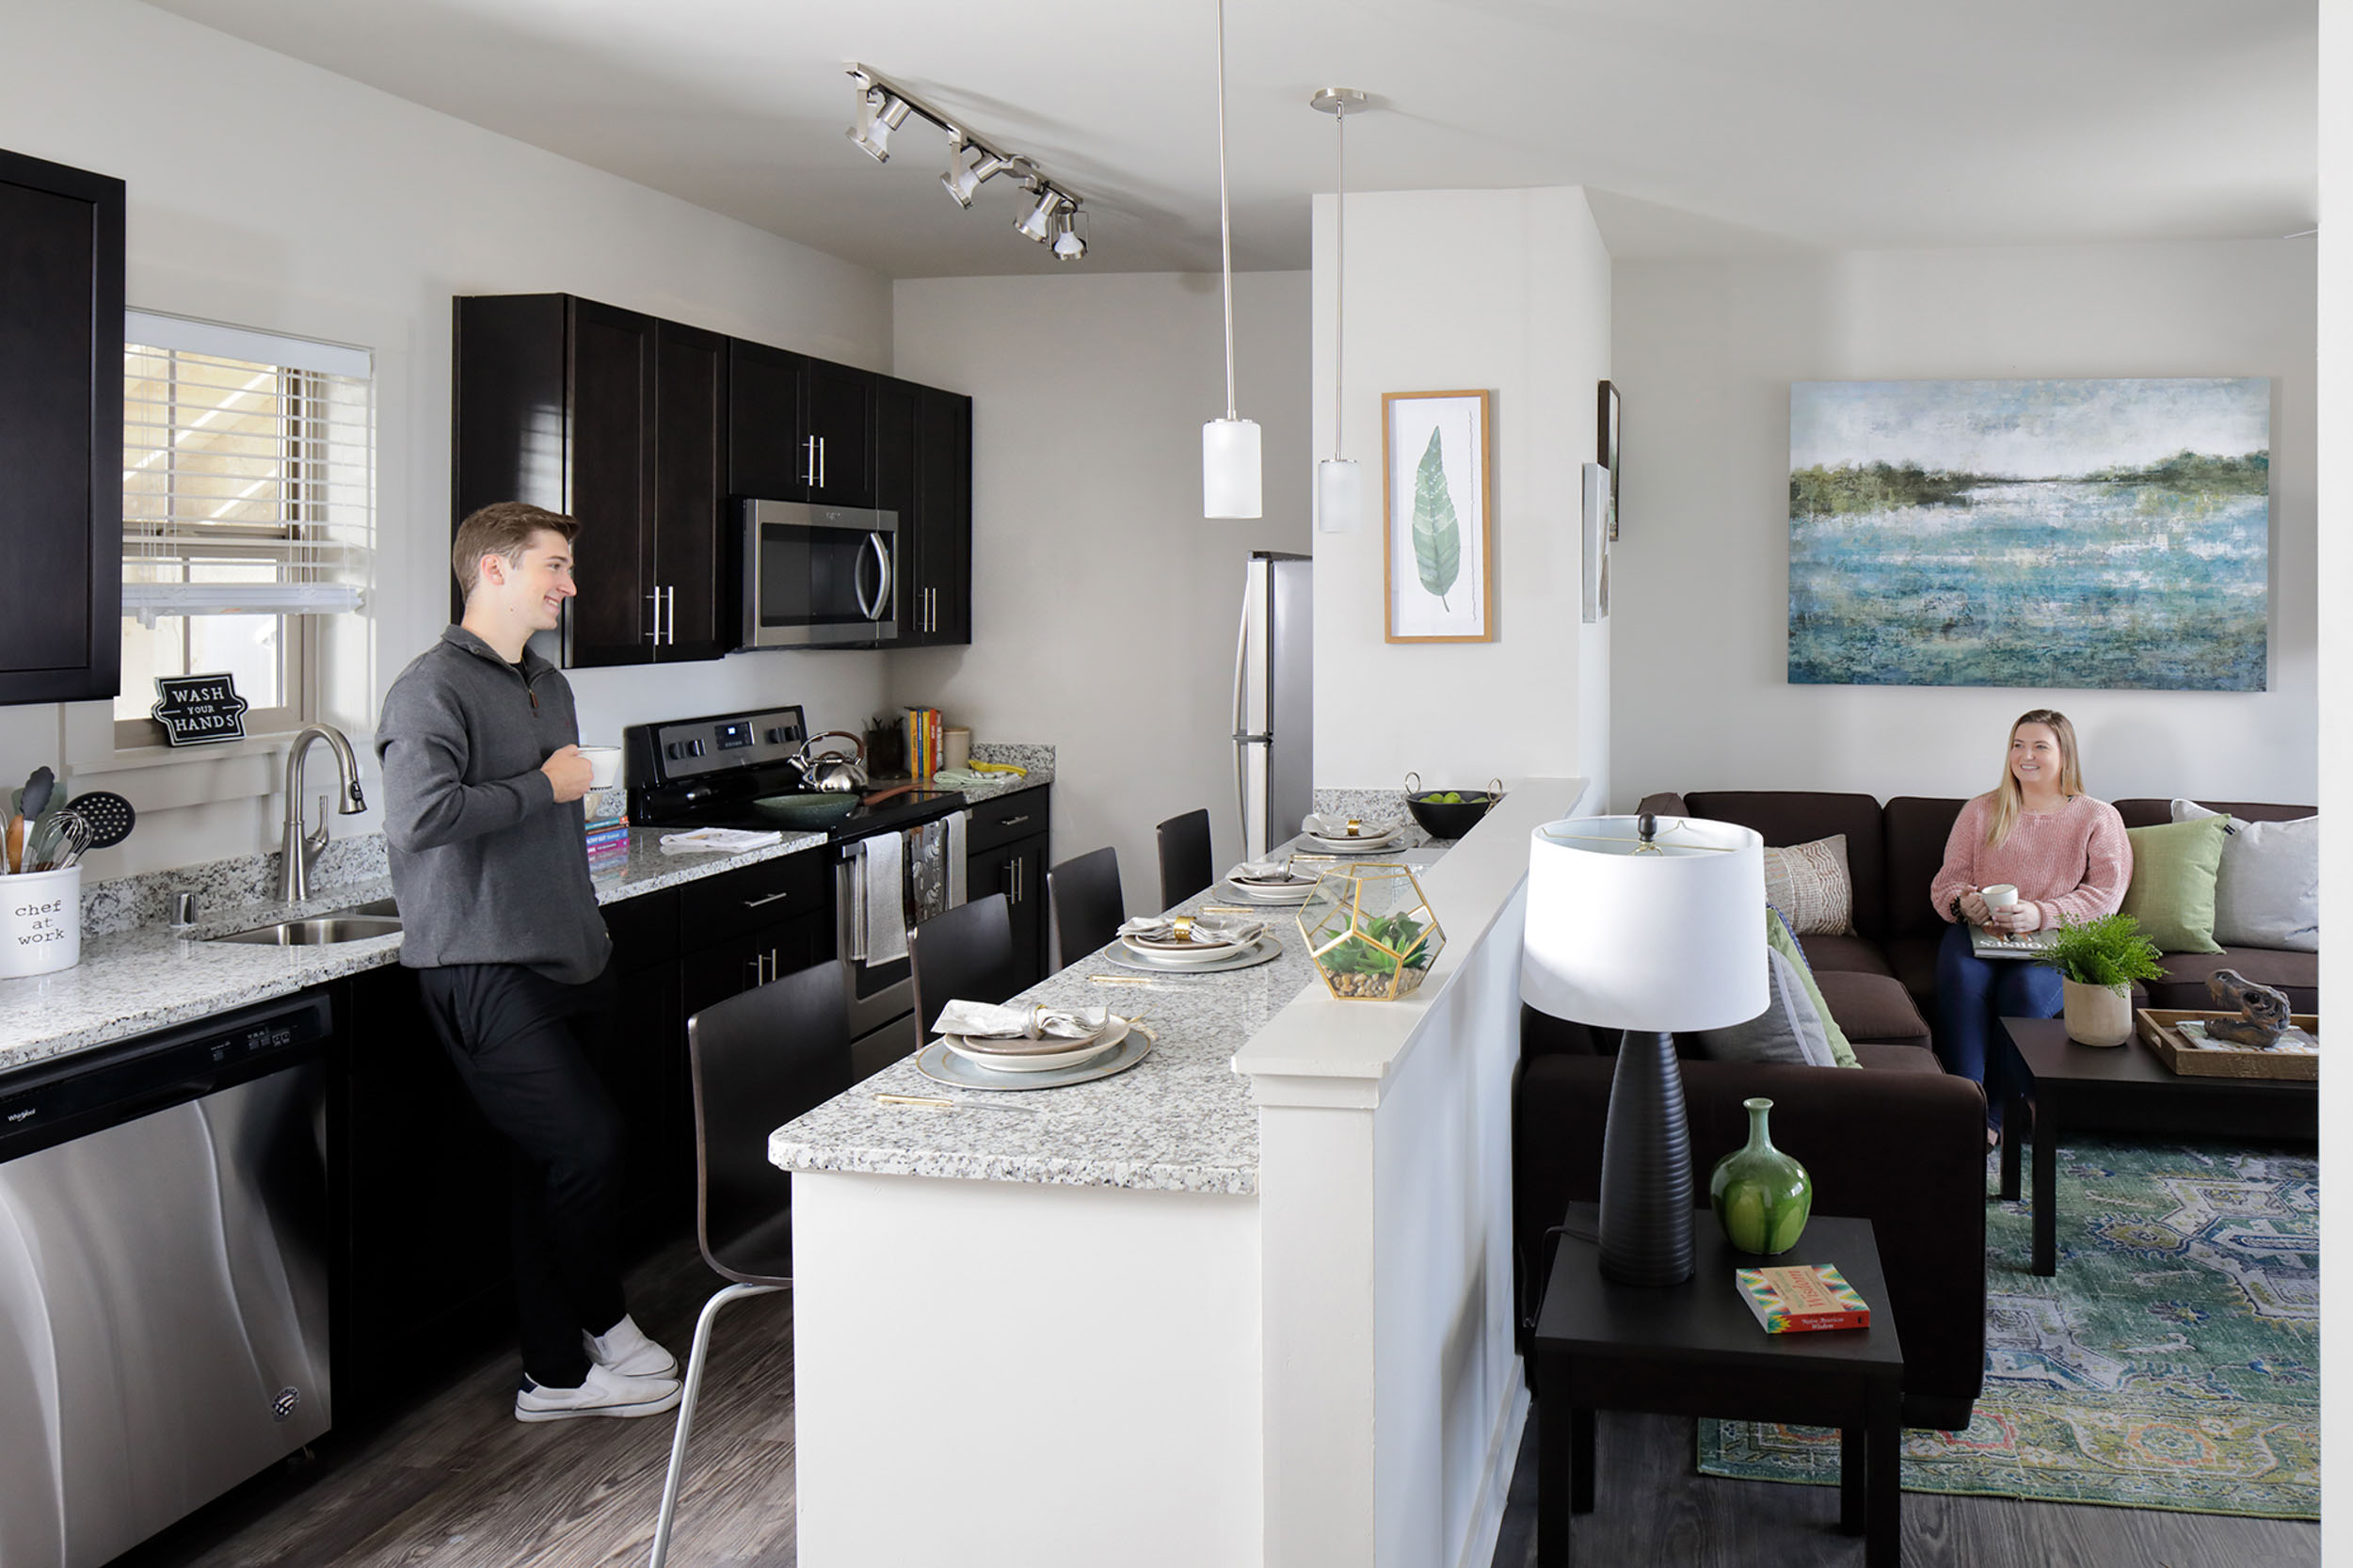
top-left (1382, 390), bottom-right (1494, 642)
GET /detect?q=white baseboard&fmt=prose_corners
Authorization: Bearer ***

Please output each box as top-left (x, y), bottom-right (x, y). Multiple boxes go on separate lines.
top-left (1455, 1366), bottom-right (1531, 1568)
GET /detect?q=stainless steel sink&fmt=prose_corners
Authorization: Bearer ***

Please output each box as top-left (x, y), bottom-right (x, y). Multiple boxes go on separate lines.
top-left (326, 897), bottom-right (398, 919)
top-left (210, 914), bottom-right (401, 946)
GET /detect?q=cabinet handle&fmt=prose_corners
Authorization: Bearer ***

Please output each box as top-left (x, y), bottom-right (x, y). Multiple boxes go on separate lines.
top-left (744, 955), bottom-right (761, 988)
top-left (646, 589), bottom-right (660, 644)
top-left (1000, 814), bottom-right (1031, 827)
top-left (743, 889), bottom-right (791, 909)
top-left (664, 584), bottom-right (676, 646)
top-left (803, 435), bottom-right (818, 488)
top-left (818, 435), bottom-right (827, 490)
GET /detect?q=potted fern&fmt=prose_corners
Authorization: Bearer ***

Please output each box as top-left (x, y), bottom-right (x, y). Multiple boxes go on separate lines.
top-left (2038, 913), bottom-right (2166, 1047)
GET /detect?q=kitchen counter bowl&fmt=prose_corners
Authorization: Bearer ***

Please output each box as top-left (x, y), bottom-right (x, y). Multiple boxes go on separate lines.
top-left (1405, 786), bottom-right (1502, 840)
top-left (751, 792), bottom-right (861, 828)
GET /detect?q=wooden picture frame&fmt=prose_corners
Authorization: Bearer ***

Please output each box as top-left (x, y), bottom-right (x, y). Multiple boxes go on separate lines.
top-left (1382, 390), bottom-right (1494, 642)
top-left (1597, 379), bottom-right (1622, 540)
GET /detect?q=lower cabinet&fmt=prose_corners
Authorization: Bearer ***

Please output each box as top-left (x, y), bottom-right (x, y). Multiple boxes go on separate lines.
top-left (965, 787), bottom-right (1052, 993)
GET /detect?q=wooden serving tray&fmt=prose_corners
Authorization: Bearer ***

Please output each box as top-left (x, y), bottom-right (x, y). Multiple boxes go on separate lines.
top-left (2136, 1008), bottom-right (2319, 1080)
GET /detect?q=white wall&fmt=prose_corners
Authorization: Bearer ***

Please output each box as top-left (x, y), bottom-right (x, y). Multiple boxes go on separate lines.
top-left (1610, 240), bottom-right (2319, 811)
top-left (888, 271), bottom-right (1312, 907)
top-left (0, 0), bottom-right (896, 877)
top-left (1309, 187), bottom-right (1613, 801)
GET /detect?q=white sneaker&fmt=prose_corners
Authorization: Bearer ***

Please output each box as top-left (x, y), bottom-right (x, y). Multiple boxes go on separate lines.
top-left (515, 1363), bottom-right (682, 1423)
top-left (584, 1313), bottom-right (679, 1380)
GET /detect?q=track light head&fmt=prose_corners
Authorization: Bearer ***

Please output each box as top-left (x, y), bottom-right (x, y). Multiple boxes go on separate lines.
top-left (942, 140), bottom-right (1022, 208)
top-left (1051, 208), bottom-right (1088, 262)
top-left (1016, 185), bottom-right (1069, 243)
top-left (848, 85), bottom-right (912, 163)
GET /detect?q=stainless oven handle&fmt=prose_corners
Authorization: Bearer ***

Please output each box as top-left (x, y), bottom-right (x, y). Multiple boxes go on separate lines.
top-left (843, 842), bottom-right (870, 963)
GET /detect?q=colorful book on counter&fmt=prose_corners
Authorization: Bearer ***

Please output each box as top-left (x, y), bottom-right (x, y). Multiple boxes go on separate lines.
top-left (904, 706), bottom-right (943, 778)
top-left (1737, 1264), bottom-right (1871, 1334)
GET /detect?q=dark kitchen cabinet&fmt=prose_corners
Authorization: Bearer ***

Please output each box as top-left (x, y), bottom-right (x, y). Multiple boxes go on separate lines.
top-left (453, 295), bottom-right (727, 667)
top-left (966, 788), bottom-right (1050, 989)
top-left (727, 339), bottom-right (876, 509)
top-left (878, 378), bottom-right (973, 648)
top-left (678, 849), bottom-right (836, 1021)
top-left (0, 149), bottom-right (122, 706)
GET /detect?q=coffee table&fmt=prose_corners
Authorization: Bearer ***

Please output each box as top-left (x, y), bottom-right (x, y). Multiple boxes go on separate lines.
top-left (1532, 1203), bottom-right (1905, 1567)
top-left (1998, 1016), bottom-right (2319, 1275)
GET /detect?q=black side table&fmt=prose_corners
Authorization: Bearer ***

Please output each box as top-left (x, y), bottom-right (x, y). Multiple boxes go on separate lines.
top-left (1532, 1204), bottom-right (1906, 1567)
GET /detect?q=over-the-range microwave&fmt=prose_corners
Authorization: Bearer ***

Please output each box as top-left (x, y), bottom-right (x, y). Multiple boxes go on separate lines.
top-left (738, 499), bottom-right (900, 649)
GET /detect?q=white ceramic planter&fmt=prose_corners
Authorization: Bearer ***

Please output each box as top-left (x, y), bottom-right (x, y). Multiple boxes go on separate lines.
top-left (0, 866), bottom-right (81, 979)
top-left (2062, 978), bottom-right (2133, 1048)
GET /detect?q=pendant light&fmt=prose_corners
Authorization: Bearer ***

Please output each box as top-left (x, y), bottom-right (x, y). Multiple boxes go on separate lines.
top-left (1311, 87), bottom-right (1366, 534)
top-left (1202, 0), bottom-right (1260, 519)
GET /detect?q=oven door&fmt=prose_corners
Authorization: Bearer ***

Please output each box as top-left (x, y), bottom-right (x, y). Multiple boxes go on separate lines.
top-left (836, 813), bottom-right (968, 1048)
top-left (741, 500), bottom-right (900, 649)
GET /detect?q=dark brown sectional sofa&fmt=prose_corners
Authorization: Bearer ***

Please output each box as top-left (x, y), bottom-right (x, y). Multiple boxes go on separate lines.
top-left (1513, 788), bottom-right (2316, 1435)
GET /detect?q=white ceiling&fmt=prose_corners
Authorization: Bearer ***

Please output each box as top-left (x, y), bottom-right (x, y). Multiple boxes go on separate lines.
top-left (141, 0), bottom-right (2317, 278)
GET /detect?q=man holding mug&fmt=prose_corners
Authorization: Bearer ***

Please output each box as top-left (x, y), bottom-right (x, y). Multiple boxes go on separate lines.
top-left (376, 502), bottom-right (680, 1421)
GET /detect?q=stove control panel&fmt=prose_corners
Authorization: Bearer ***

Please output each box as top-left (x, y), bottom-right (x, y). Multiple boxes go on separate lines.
top-left (626, 706), bottom-right (806, 786)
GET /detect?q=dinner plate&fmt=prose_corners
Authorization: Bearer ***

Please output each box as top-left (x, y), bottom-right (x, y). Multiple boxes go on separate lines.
top-left (1106, 933), bottom-right (1284, 975)
top-left (1126, 928), bottom-right (1248, 953)
top-left (917, 1021), bottom-right (1156, 1093)
top-left (943, 1018), bottom-right (1128, 1074)
top-left (1300, 829), bottom-right (1403, 853)
top-left (1221, 878), bottom-right (1316, 905)
top-left (1118, 933), bottom-right (1260, 967)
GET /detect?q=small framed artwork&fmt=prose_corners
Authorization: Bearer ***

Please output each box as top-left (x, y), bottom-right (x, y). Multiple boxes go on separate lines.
top-left (1581, 462), bottom-right (1610, 623)
top-left (1597, 380), bottom-right (1622, 540)
top-left (1382, 389), bottom-right (1494, 642)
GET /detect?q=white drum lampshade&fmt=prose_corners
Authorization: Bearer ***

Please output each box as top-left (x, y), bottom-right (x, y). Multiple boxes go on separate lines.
top-left (1522, 814), bottom-right (1767, 1286)
top-left (1204, 416), bottom-right (1262, 519)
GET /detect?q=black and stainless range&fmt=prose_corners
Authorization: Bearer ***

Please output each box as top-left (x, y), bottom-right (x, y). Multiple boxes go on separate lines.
top-left (623, 706), bottom-right (966, 1072)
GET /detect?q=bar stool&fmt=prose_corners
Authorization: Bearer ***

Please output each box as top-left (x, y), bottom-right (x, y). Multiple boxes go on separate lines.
top-left (1048, 846), bottom-right (1125, 967)
top-left (907, 891), bottom-right (1022, 1034)
top-left (1156, 808), bottom-right (1213, 910)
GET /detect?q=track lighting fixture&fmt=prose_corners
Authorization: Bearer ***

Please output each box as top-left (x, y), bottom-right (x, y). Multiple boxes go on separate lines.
top-left (843, 63), bottom-right (1093, 260)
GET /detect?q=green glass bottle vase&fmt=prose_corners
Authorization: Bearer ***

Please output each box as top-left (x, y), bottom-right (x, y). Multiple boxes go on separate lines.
top-left (1708, 1096), bottom-right (1813, 1256)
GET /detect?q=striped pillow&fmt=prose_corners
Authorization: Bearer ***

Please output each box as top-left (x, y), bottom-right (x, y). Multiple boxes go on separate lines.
top-left (1762, 834), bottom-right (1854, 936)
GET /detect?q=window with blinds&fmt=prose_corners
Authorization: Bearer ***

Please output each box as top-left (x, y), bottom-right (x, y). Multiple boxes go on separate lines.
top-left (116, 312), bottom-right (374, 744)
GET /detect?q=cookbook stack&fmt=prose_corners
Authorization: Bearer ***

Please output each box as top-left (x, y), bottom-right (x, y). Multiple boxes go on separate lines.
top-left (904, 706), bottom-right (944, 778)
top-left (584, 791), bottom-right (629, 871)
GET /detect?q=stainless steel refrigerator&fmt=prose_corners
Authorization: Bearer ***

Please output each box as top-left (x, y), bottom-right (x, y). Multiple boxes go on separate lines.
top-left (1232, 552), bottom-right (1312, 861)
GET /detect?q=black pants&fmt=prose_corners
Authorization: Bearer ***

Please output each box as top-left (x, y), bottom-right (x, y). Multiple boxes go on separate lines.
top-left (417, 961), bottom-right (627, 1388)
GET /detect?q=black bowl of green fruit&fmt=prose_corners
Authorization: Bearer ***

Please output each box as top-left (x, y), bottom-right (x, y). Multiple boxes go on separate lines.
top-left (1402, 773), bottom-right (1503, 840)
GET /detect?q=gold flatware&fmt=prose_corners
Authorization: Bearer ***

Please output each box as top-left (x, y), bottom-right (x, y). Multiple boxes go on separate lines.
top-left (1087, 973), bottom-right (1173, 985)
top-left (873, 1094), bottom-right (1044, 1115)
top-left (1199, 904), bottom-right (1261, 915)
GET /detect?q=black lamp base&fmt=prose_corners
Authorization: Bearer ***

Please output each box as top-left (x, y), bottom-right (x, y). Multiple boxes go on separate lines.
top-left (1596, 1029), bottom-right (1694, 1287)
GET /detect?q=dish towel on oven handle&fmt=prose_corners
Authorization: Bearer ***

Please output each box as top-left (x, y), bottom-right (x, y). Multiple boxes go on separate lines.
top-left (859, 829), bottom-right (908, 966)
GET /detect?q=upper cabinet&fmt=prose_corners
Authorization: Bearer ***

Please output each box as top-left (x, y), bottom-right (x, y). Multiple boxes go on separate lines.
top-left (875, 376), bottom-right (971, 648)
top-left (0, 149), bottom-right (123, 706)
top-left (728, 341), bottom-right (875, 509)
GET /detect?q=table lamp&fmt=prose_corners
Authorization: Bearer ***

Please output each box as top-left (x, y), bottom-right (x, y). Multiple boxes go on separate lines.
top-left (1522, 814), bottom-right (1767, 1286)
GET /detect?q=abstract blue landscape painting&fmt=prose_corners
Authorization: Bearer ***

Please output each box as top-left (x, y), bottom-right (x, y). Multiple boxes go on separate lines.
top-left (1788, 378), bottom-right (2270, 691)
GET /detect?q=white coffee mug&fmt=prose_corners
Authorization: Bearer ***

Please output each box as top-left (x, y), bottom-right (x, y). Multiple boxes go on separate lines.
top-left (1981, 883), bottom-right (2021, 912)
top-left (580, 746), bottom-right (623, 790)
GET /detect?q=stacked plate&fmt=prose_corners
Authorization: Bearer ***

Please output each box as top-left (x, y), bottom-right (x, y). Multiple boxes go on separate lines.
top-left (1221, 862), bottom-right (1320, 905)
top-left (1298, 814), bottom-right (1406, 854)
top-left (1114, 916), bottom-right (1281, 973)
top-left (943, 1016), bottom-right (1130, 1074)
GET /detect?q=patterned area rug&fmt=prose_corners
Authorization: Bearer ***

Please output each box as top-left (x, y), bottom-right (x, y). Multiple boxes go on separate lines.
top-left (1697, 1139), bottom-right (2318, 1518)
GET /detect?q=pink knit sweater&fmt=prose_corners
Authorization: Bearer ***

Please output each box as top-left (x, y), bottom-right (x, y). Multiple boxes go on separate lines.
top-left (1929, 793), bottom-right (2133, 933)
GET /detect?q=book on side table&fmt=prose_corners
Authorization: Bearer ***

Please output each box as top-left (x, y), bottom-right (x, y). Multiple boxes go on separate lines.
top-left (1737, 1263), bottom-right (1873, 1333)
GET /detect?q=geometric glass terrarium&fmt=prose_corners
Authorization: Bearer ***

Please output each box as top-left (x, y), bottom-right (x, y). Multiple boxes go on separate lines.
top-left (1298, 862), bottom-right (1446, 1000)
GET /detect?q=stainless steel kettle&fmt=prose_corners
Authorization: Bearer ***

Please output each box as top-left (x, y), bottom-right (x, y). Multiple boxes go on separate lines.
top-left (796, 730), bottom-right (870, 792)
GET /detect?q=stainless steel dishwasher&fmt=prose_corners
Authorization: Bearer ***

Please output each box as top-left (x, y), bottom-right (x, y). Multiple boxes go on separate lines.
top-left (0, 992), bottom-right (334, 1568)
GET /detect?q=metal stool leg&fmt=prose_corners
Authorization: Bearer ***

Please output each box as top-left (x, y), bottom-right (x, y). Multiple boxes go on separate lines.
top-left (648, 1281), bottom-right (786, 1568)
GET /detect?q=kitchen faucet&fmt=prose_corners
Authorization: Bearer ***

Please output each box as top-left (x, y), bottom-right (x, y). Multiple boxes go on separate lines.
top-left (277, 724), bottom-right (368, 903)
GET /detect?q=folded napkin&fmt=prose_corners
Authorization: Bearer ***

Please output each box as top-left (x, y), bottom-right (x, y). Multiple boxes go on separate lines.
top-left (935, 1000), bottom-right (1110, 1041)
top-left (1303, 813), bottom-right (1397, 840)
top-left (1229, 858), bottom-right (1306, 884)
top-left (929, 769), bottom-right (991, 788)
top-left (1117, 913), bottom-right (1267, 948)
top-left (659, 827), bottom-right (784, 855)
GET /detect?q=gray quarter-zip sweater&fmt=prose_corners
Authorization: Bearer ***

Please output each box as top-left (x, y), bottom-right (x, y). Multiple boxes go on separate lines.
top-left (376, 626), bottom-right (611, 984)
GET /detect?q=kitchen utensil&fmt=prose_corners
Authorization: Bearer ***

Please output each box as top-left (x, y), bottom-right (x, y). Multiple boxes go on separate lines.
top-left (60, 790), bottom-right (133, 850)
top-left (873, 1093), bottom-right (1047, 1116)
top-left (25, 811), bottom-right (91, 873)
top-left (21, 767), bottom-right (54, 820)
top-left (794, 730), bottom-right (869, 793)
top-left (1403, 773), bottom-right (1505, 840)
top-left (750, 792), bottom-right (860, 827)
top-left (861, 782), bottom-right (917, 808)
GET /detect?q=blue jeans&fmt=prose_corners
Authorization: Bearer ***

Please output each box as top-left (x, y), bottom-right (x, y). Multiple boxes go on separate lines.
top-left (1933, 921), bottom-right (2063, 1130)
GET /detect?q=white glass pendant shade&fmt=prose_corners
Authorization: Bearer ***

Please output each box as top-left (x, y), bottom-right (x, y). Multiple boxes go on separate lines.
top-left (1203, 417), bottom-right (1262, 519)
top-left (1316, 457), bottom-right (1362, 534)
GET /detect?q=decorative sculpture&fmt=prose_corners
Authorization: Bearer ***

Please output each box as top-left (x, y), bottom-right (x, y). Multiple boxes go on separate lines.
top-left (2205, 968), bottom-right (2294, 1047)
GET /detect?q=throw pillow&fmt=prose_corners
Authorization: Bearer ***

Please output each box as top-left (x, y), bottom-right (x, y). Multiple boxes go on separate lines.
top-left (1761, 834), bottom-right (1855, 936)
top-left (1764, 906), bottom-right (1860, 1068)
top-left (2170, 800), bottom-right (2320, 952)
top-left (2117, 815), bottom-right (2230, 955)
top-left (1692, 947), bottom-right (1837, 1067)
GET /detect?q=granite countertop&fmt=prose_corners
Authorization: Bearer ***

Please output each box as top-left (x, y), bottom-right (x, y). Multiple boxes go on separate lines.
top-left (0, 765), bottom-right (1056, 1077)
top-left (771, 835), bottom-right (1448, 1197)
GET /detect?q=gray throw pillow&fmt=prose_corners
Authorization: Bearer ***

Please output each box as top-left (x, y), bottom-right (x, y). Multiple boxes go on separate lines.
top-left (2170, 800), bottom-right (2319, 952)
top-left (1692, 948), bottom-right (1837, 1067)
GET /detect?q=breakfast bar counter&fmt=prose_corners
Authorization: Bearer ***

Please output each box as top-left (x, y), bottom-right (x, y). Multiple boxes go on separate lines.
top-left (773, 777), bottom-right (1589, 1568)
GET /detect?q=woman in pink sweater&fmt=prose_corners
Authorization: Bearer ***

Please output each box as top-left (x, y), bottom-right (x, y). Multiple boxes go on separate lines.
top-left (1929, 710), bottom-right (2133, 1140)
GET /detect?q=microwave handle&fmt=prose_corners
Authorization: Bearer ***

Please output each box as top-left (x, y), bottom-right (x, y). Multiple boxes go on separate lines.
top-left (856, 531), bottom-right (893, 623)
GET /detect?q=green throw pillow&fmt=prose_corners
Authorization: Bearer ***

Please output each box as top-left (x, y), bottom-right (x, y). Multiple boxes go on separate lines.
top-left (1765, 906), bottom-right (1859, 1068)
top-left (2118, 815), bottom-right (2229, 954)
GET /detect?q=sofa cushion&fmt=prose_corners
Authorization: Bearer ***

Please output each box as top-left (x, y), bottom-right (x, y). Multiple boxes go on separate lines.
top-left (1694, 948), bottom-right (1838, 1067)
top-left (1768, 907), bottom-right (1859, 1067)
top-left (1883, 797), bottom-right (1970, 942)
top-left (1687, 792), bottom-right (1889, 940)
top-left (2141, 946), bottom-right (2319, 1014)
top-left (1764, 834), bottom-right (1856, 936)
top-left (1884, 935), bottom-right (1941, 1006)
top-left (1797, 933), bottom-right (1895, 978)
top-left (1812, 969), bottom-right (1932, 1047)
top-left (1853, 1042), bottom-right (1945, 1075)
top-left (2113, 797), bottom-right (2318, 830)
top-left (2171, 800), bottom-right (2319, 952)
top-left (2119, 815), bottom-right (2230, 954)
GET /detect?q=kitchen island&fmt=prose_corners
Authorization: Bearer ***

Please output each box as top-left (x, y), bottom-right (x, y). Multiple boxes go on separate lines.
top-left (772, 777), bottom-right (1588, 1568)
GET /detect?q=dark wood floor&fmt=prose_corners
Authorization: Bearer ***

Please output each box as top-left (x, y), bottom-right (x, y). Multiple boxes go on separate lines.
top-left (114, 1235), bottom-right (2319, 1568)
top-left (1486, 1410), bottom-right (2319, 1568)
top-left (116, 1240), bottom-right (797, 1568)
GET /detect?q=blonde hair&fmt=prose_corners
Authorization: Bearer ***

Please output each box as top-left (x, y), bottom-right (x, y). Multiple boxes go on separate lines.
top-left (1985, 709), bottom-right (2085, 846)
top-left (452, 502), bottom-right (578, 599)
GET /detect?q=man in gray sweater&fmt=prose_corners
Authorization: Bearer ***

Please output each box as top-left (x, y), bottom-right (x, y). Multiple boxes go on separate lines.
top-left (376, 501), bottom-right (680, 1422)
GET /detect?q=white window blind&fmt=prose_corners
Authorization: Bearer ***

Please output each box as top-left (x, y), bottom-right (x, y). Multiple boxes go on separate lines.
top-left (116, 312), bottom-right (376, 728)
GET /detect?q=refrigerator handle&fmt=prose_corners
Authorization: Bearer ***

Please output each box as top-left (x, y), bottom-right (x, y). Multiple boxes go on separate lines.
top-left (1233, 581), bottom-right (1256, 851)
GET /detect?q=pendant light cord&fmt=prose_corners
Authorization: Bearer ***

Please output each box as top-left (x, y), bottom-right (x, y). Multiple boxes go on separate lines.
top-left (1333, 102), bottom-right (1345, 457)
top-left (1215, 0), bottom-right (1238, 421)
